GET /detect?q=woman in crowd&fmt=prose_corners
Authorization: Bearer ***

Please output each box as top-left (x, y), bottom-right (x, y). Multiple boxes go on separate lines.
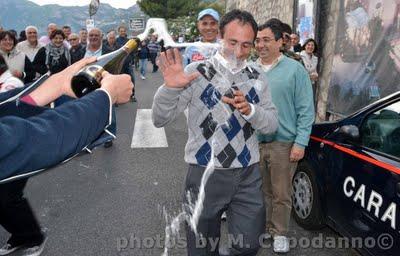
top-left (0, 31), bottom-right (34, 83)
top-left (44, 29), bottom-right (71, 107)
top-left (300, 38), bottom-right (319, 99)
top-left (45, 29), bottom-right (71, 74)
top-left (0, 54), bottom-right (24, 93)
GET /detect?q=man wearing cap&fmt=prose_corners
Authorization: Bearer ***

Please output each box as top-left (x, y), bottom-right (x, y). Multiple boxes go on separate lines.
top-left (16, 26), bottom-right (47, 80)
top-left (184, 8), bottom-right (220, 66)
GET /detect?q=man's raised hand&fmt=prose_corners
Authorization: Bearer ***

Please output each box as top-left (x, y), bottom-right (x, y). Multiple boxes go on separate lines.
top-left (158, 48), bottom-right (199, 88)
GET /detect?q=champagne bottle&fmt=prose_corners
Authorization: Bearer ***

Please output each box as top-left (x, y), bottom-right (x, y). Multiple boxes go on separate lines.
top-left (71, 38), bottom-right (140, 97)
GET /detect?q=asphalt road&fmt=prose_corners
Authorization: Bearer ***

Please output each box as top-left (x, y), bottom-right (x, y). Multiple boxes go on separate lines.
top-left (0, 64), bottom-right (360, 256)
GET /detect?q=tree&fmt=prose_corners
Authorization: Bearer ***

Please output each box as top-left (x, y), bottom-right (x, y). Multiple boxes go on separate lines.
top-left (198, 1), bottom-right (225, 17)
top-left (137, 0), bottom-right (200, 20)
top-left (138, 0), bottom-right (226, 40)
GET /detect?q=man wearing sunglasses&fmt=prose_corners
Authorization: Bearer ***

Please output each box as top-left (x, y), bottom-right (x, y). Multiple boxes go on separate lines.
top-left (68, 33), bottom-right (86, 64)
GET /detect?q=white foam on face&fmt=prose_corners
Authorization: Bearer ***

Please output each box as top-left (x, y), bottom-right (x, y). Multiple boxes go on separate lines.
top-left (220, 41), bottom-right (248, 74)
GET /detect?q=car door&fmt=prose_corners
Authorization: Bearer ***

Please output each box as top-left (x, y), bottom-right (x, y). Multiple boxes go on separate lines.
top-left (325, 99), bottom-right (400, 255)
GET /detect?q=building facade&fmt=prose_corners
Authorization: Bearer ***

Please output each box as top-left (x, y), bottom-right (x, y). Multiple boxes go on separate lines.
top-left (226, 0), bottom-right (295, 25)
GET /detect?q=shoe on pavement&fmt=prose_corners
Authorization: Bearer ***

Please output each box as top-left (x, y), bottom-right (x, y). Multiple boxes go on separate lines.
top-left (273, 235), bottom-right (290, 253)
top-left (262, 230), bottom-right (272, 240)
top-left (0, 243), bottom-right (23, 255)
top-left (21, 238), bottom-right (47, 256)
top-left (141, 75), bottom-right (145, 80)
top-left (221, 212), bottom-right (227, 221)
top-left (104, 140), bottom-right (113, 148)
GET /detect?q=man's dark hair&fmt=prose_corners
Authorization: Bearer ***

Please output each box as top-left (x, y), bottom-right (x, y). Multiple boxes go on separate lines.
top-left (266, 18), bottom-right (283, 26)
top-left (62, 25), bottom-right (71, 30)
top-left (219, 9), bottom-right (258, 40)
top-left (18, 30), bottom-right (26, 42)
top-left (118, 25), bottom-right (127, 32)
top-left (258, 19), bottom-right (283, 41)
top-left (281, 23), bottom-right (292, 35)
top-left (0, 31), bottom-right (18, 47)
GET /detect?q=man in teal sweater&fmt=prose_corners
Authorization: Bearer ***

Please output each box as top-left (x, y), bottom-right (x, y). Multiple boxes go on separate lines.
top-left (254, 20), bottom-right (314, 253)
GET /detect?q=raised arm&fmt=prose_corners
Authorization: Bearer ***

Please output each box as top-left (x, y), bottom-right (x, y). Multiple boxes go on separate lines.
top-left (152, 48), bottom-right (199, 127)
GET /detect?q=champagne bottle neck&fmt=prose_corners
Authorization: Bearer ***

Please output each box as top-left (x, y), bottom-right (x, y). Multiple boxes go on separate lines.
top-left (123, 38), bottom-right (139, 53)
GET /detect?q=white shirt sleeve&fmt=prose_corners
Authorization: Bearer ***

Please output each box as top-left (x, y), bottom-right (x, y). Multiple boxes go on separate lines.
top-left (241, 103), bottom-right (255, 120)
top-left (96, 88), bottom-right (113, 127)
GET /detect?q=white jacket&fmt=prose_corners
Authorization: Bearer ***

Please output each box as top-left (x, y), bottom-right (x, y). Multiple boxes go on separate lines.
top-left (16, 40), bottom-right (44, 62)
top-left (0, 70), bottom-right (24, 93)
top-left (300, 50), bottom-right (318, 74)
top-left (0, 48), bottom-right (26, 74)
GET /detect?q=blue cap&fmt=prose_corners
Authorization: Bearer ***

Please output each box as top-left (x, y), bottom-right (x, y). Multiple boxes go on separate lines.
top-left (197, 8), bottom-right (220, 22)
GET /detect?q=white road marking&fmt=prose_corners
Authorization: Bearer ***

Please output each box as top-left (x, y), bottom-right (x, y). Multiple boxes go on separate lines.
top-left (131, 109), bottom-right (168, 148)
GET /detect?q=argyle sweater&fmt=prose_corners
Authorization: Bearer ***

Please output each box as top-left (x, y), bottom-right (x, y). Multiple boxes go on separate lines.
top-left (152, 54), bottom-right (278, 168)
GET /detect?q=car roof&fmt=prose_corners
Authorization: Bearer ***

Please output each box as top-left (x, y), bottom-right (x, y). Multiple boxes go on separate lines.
top-left (345, 90), bottom-right (400, 120)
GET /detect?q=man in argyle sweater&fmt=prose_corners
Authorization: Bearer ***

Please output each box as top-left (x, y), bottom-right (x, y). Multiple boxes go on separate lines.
top-left (152, 10), bottom-right (278, 256)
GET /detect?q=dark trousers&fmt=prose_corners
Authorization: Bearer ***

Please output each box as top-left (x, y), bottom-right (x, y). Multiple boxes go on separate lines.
top-left (122, 58), bottom-right (135, 96)
top-left (184, 164), bottom-right (265, 256)
top-left (0, 179), bottom-right (44, 246)
top-left (149, 52), bottom-right (158, 72)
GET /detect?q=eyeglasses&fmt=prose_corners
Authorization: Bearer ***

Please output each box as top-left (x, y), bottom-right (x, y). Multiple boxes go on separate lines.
top-left (255, 38), bottom-right (276, 44)
top-left (283, 33), bottom-right (291, 41)
top-left (68, 38), bottom-right (79, 41)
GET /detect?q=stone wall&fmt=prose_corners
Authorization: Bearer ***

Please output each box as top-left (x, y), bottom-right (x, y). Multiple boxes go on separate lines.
top-left (226, 0), bottom-right (294, 25)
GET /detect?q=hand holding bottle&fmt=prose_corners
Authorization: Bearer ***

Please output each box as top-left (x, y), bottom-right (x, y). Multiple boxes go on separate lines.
top-left (27, 57), bottom-right (133, 106)
top-left (100, 71), bottom-right (133, 104)
top-left (71, 39), bottom-right (140, 97)
top-left (27, 57), bottom-right (97, 106)
top-left (58, 57), bottom-right (98, 97)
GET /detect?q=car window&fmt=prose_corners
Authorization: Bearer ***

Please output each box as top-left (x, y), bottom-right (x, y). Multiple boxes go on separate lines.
top-left (360, 100), bottom-right (400, 158)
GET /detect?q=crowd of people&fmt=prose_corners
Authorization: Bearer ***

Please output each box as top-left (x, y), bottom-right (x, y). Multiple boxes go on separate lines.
top-left (0, 23), bottom-right (163, 98)
top-left (0, 7), bottom-right (321, 256)
top-left (0, 16), bottom-right (319, 97)
top-left (0, 23), bottom-right (140, 256)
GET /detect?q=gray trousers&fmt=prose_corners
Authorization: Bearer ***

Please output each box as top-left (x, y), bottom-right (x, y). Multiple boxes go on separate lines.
top-left (184, 164), bottom-right (265, 256)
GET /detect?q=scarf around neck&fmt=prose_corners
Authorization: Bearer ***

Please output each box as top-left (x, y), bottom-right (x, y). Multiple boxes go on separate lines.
top-left (45, 43), bottom-right (70, 67)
